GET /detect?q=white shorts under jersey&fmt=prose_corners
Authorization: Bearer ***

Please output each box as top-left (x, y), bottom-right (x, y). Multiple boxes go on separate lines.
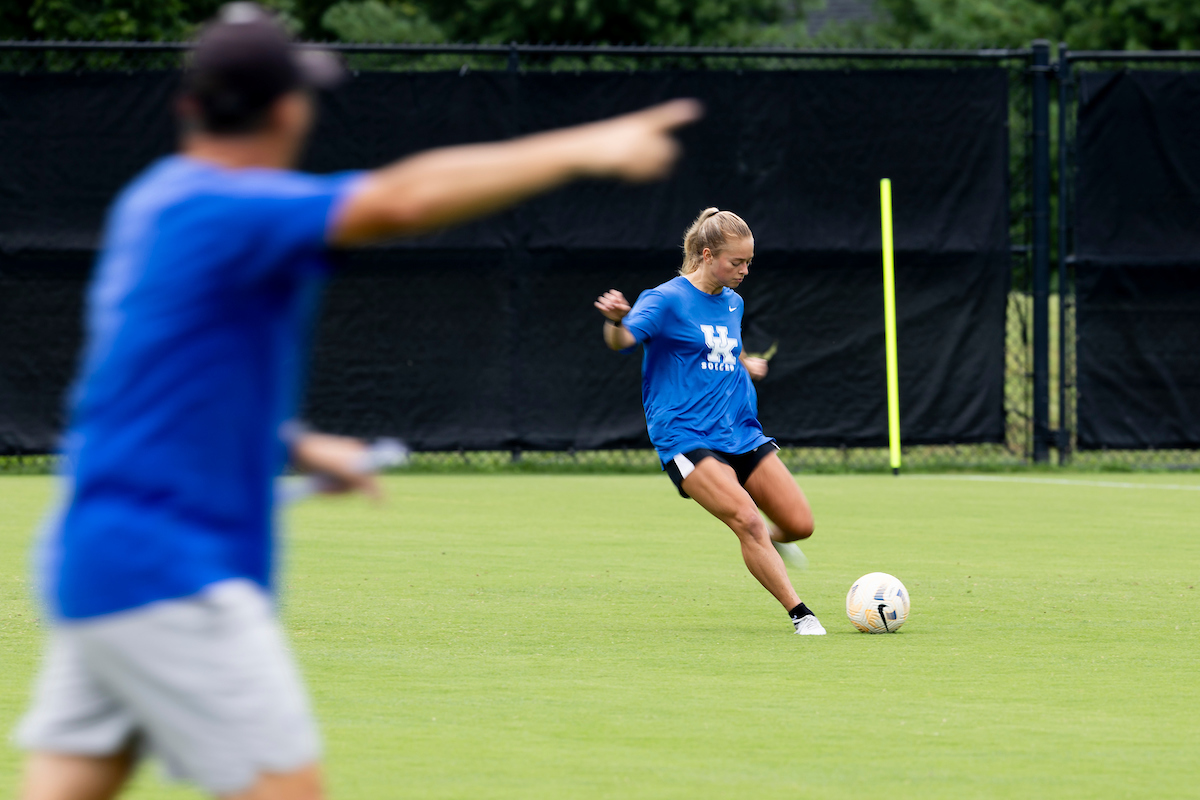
top-left (16, 580), bottom-right (319, 795)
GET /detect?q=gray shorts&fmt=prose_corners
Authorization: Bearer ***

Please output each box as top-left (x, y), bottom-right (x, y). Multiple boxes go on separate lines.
top-left (15, 580), bottom-right (320, 795)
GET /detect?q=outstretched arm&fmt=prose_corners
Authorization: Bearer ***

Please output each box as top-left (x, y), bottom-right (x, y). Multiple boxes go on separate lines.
top-left (595, 289), bottom-right (636, 350)
top-left (330, 100), bottom-right (702, 246)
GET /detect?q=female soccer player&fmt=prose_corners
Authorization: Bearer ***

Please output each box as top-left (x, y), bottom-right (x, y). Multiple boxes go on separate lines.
top-left (594, 208), bottom-right (826, 635)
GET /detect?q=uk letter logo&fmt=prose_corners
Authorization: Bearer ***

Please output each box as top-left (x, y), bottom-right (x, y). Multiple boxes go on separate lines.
top-left (699, 325), bottom-right (738, 370)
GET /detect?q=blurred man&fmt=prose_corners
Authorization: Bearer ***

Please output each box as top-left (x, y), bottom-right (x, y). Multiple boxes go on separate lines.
top-left (14, 4), bottom-right (700, 798)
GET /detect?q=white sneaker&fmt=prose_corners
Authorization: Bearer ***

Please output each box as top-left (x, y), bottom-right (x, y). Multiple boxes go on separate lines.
top-left (793, 615), bottom-right (827, 635)
top-left (771, 538), bottom-right (809, 571)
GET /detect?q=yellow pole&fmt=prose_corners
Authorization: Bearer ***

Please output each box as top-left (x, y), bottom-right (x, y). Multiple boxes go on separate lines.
top-left (880, 179), bottom-right (901, 475)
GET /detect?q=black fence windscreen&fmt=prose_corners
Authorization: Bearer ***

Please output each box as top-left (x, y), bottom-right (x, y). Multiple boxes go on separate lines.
top-left (1075, 71), bottom-right (1200, 450)
top-left (0, 69), bottom-right (1010, 454)
top-left (0, 255), bottom-right (89, 453)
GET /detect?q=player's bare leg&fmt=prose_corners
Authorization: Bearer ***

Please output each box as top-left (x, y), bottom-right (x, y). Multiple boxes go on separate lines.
top-left (743, 453), bottom-right (814, 542)
top-left (21, 750), bottom-right (134, 800)
top-left (222, 763), bottom-right (323, 800)
top-left (683, 455), bottom-right (825, 634)
top-left (680, 457), bottom-right (800, 610)
top-left (742, 453), bottom-right (814, 570)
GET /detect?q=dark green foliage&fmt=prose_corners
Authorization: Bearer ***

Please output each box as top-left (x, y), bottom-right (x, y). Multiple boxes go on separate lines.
top-left (422, 0), bottom-right (793, 45)
top-left (320, 1), bottom-right (444, 43)
top-left (25, 0), bottom-right (192, 40)
top-left (0, 2), bottom-right (36, 39)
top-left (6, 0), bottom-right (1200, 56)
top-left (5, 0), bottom-right (808, 44)
top-left (862, 0), bottom-right (1200, 50)
top-left (1058, 0), bottom-right (1200, 50)
top-left (9, 0), bottom-right (303, 41)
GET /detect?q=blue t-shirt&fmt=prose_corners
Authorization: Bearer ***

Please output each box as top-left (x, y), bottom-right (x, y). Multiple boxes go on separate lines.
top-left (622, 276), bottom-right (771, 463)
top-left (41, 155), bottom-right (362, 620)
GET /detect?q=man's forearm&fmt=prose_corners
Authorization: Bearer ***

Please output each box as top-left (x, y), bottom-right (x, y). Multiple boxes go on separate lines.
top-left (334, 131), bottom-right (592, 244)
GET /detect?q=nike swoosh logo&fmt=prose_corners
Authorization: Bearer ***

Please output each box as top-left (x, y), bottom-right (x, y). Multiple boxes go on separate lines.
top-left (728, 306), bottom-right (737, 312)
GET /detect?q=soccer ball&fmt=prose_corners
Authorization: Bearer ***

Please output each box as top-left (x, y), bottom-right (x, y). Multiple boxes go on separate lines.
top-left (846, 572), bottom-right (910, 633)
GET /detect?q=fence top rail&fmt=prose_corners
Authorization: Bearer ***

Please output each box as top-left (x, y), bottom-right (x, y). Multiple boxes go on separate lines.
top-left (1067, 49), bottom-right (1200, 63)
top-left (0, 39), bottom-right (1031, 61)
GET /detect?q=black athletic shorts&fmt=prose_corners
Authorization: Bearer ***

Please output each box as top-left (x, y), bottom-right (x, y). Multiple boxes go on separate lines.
top-left (662, 441), bottom-right (780, 499)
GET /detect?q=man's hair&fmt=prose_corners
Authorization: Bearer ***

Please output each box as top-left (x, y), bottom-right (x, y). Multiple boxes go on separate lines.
top-left (189, 91), bottom-right (278, 136)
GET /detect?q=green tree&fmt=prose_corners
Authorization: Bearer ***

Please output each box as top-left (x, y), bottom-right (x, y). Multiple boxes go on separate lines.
top-left (28, 0), bottom-right (191, 39)
top-left (320, 1), bottom-right (444, 42)
top-left (290, 0), bottom-right (343, 38)
top-left (13, 0), bottom-right (1200, 49)
top-left (0, 0), bottom-right (815, 45)
top-left (848, 0), bottom-right (1200, 50)
top-left (0, 4), bottom-right (36, 39)
top-left (421, 0), bottom-right (804, 46)
top-left (1058, 0), bottom-right (1200, 49)
top-left (864, 0), bottom-right (1056, 46)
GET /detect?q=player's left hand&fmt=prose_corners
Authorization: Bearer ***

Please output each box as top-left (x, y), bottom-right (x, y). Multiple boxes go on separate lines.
top-left (742, 356), bottom-right (768, 381)
top-left (594, 288), bottom-right (631, 321)
top-left (290, 432), bottom-right (382, 500)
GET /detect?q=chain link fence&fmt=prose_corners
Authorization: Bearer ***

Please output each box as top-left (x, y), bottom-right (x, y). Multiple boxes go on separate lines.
top-left (10, 41), bottom-right (1181, 474)
top-left (1056, 51), bottom-right (1200, 471)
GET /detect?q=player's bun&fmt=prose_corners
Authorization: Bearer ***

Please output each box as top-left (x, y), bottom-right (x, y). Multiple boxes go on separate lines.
top-left (680, 208), bottom-right (753, 275)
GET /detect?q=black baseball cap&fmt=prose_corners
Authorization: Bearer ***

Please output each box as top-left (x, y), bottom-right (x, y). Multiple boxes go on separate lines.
top-left (183, 2), bottom-right (345, 132)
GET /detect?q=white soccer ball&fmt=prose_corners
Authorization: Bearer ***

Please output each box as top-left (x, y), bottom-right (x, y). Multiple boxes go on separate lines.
top-left (846, 572), bottom-right (910, 633)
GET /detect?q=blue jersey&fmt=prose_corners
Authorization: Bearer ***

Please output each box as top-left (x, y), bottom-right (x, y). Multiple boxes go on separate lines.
top-left (42, 156), bottom-right (362, 620)
top-left (622, 276), bottom-right (771, 462)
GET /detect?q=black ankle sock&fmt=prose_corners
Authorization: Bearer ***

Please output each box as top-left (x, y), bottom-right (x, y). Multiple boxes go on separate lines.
top-left (788, 602), bottom-right (814, 621)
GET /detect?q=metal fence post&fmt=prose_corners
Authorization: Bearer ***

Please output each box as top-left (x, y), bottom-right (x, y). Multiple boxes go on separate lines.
top-left (507, 42), bottom-right (519, 73)
top-left (1056, 42), bottom-right (1072, 462)
top-left (1031, 40), bottom-right (1052, 463)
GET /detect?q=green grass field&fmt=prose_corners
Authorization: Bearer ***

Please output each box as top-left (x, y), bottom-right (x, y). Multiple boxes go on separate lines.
top-left (2, 473), bottom-right (1198, 798)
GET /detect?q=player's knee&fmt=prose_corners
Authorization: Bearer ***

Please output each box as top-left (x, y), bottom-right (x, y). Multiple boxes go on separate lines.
top-left (729, 508), bottom-right (770, 543)
top-left (270, 780), bottom-right (322, 800)
top-left (246, 765), bottom-right (323, 800)
top-left (288, 771), bottom-right (323, 800)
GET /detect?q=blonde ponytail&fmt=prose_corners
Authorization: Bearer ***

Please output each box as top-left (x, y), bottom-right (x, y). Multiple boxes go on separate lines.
top-left (680, 208), bottom-right (753, 275)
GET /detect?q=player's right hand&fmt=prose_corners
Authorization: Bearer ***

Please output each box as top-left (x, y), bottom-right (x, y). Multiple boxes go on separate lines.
top-left (291, 432), bottom-right (382, 501)
top-left (594, 289), bottom-right (631, 322)
top-left (581, 99), bottom-right (703, 182)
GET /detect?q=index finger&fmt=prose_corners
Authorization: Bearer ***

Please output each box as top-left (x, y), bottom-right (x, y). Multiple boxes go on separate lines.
top-left (637, 99), bottom-right (704, 131)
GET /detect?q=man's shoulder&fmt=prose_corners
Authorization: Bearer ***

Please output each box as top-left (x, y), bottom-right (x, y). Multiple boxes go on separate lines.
top-left (108, 159), bottom-right (357, 247)
top-left (215, 165), bottom-right (353, 201)
top-left (111, 157), bottom-right (195, 218)
top-left (120, 157), bottom-right (350, 212)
